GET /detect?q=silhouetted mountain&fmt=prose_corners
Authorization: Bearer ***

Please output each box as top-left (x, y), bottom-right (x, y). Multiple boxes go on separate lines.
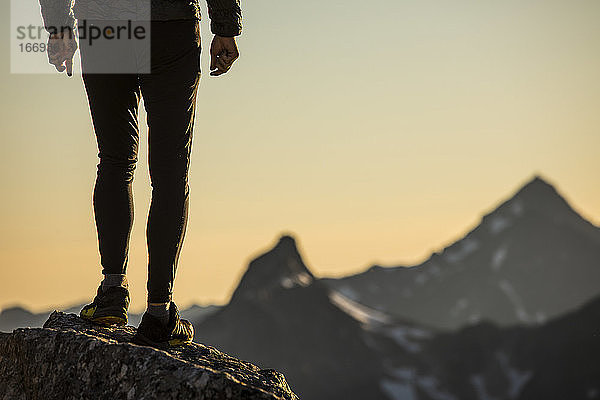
top-left (5, 175), bottom-right (597, 399)
top-left (0, 306), bottom-right (48, 333)
top-left (323, 175), bottom-right (600, 329)
top-left (377, 294), bottom-right (600, 400)
top-left (193, 232), bottom-right (600, 400)
top-left (229, 235), bottom-right (315, 302)
top-left (194, 235), bottom-right (389, 400)
top-left (513, 295), bottom-right (600, 399)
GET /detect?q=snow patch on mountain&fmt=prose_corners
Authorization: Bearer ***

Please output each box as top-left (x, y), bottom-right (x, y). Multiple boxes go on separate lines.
top-left (468, 313), bottom-right (482, 324)
top-left (280, 272), bottom-right (312, 289)
top-left (451, 298), bottom-right (469, 317)
top-left (470, 374), bottom-right (498, 400)
top-left (418, 376), bottom-right (457, 400)
top-left (489, 216), bottom-right (511, 234)
top-left (510, 200), bottom-right (524, 216)
top-left (337, 285), bottom-right (359, 300)
top-left (381, 379), bottom-right (416, 400)
top-left (491, 246), bottom-right (508, 271)
top-left (496, 352), bottom-right (532, 399)
top-left (384, 369), bottom-right (456, 400)
top-left (534, 311), bottom-right (546, 324)
top-left (384, 326), bottom-right (432, 354)
top-left (328, 290), bottom-right (391, 327)
top-left (445, 238), bottom-right (479, 264)
top-left (499, 280), bottom-right (530, 323)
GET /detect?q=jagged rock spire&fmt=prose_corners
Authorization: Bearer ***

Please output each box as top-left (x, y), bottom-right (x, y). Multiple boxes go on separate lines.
top-left (230, 235), bottom-right (315, 302)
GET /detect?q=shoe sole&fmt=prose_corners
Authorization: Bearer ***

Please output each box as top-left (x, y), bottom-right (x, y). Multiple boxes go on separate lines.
top-left (80, 306), bottom-right (127, 327)
top-left (92, 316), bottom-right (127, 326)
top-left (132, 332), bottom-right (192, 350)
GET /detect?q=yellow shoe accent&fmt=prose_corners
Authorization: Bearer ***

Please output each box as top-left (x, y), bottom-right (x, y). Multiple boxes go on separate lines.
top-left (168, 338), bottom-right (191, 347)
top-left (80, 306), bottom-right (97, 319)
top-left (94, 316), bottom-right (127, 326)
top-left (80, 306), bottom-right (126, 326)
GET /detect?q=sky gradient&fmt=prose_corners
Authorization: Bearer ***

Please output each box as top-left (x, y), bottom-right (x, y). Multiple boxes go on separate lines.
top-left (1, 0), bottom-right (599, 313)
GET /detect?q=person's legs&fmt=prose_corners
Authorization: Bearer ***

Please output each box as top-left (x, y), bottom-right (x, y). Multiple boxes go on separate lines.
top-left (77, 18), bottom-right (143, 326)
top-left (132, 19), bottom-right (199, 346)
top-left (82, 73), bottom-right (141, 278)
top-left (138, 19), bottom-right (201, 307)
top-left (78, 72), bottom-right (140, 326)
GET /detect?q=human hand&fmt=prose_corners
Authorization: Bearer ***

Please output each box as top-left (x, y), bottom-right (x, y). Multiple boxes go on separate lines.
top-left (210, 35), bottom-right (239, 76)
top-left (47, 29), bottom-right (78, 76)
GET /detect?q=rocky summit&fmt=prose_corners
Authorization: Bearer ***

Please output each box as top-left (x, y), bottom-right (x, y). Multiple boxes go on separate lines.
top-left (0, 312), bottom-right (299, 400)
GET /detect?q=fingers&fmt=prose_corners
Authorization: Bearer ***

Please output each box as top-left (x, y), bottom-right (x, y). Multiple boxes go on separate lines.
top-left (210, 51), bottom-right (238, 76)
top-left (47, 33), bottom-right (76, 77)
top-left (209, 35), bottom-right (239, 77)
top-left (66, 58), bottom-right (73, 77)
top-left (216, 55), bottom-right (230, 70)
top-left (209, 54), bottom-right (227, 76)
top-left (48, 44), bottom-right (62, 65)
top-left (210, 51), bottom-right (217, 71)
top-left (49, 56), bottom-right (67, 74)
top-left (48, 51), bottom-right (64, 69)
top-left (210, 58), bottom-right (229, 76)
top-left (222, 51), bottom-right (239, 67)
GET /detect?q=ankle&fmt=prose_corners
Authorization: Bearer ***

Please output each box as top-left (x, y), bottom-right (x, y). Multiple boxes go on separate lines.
top-left (102, 274), bottom-right (128, 292)
top-left (147, 302), bottom-right (170, 325)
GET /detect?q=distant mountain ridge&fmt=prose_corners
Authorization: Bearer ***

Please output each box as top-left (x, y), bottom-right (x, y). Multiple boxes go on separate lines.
top-left (322, 175), bottom-right (600, 329)
top-left (193, 229), bottom-right (600, 400)
top-left (4, 175), bottom-right (599, 399)
top-left (0, 303), bottom-right (219, 333)
top-left (374, 294), bottom-right (600, 400)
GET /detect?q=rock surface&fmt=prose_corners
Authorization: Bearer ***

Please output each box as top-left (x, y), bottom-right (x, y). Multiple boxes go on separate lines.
top-left (0, 312), bottom-right (299, 400)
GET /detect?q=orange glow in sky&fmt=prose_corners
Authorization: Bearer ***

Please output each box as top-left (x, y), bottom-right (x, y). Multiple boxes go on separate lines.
top-left (1, 0), bottom-right (599, 313)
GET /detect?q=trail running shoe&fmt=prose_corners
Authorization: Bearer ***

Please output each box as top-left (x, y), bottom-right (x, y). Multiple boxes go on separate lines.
top-left (80, 285), bottom-right (130, 326)
top-left (133, 302), bottom-right (194, 349)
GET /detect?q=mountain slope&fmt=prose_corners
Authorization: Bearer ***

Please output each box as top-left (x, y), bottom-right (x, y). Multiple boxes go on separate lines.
top-left (323, 175), bottom-right (600, 329)
top-left (371, 294), bottom-right (600, 400)
top-left (191, 233), bottom-right (600, 400)
top-left (194, 235), bottom-right (389, 400)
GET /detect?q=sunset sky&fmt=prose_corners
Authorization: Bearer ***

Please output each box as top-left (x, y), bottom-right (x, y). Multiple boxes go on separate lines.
top-left (1, 0), bottom-right (599, 313)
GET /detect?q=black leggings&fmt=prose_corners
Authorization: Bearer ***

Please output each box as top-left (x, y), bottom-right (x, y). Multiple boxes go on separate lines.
top-left (80, 19), bottom-right (201, 303)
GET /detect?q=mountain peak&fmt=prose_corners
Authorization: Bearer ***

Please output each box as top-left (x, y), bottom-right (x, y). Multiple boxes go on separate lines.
top-left (482, 174), bottom-right (576, 226)
top-left (230, 234), bottom-right (315, 302)
top-left (514, 175), bottom-right (560, 201)
top-left (438, 174), bottom-right (588, 268)
top-left (275, 234), bottom-right (298, 253)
